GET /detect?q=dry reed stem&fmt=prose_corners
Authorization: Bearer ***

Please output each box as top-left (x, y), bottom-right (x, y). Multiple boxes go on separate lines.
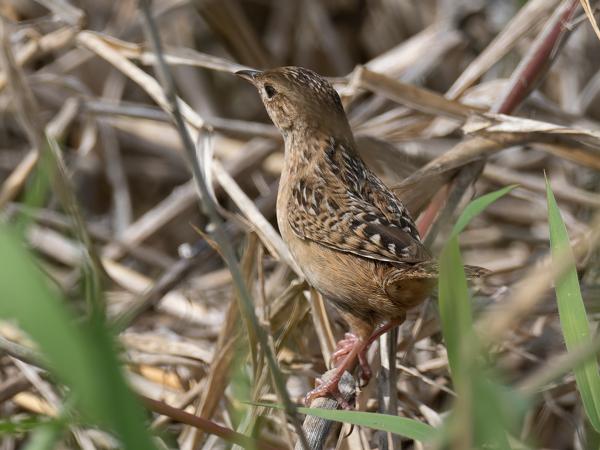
top-left (2, 1), bottom-right (600, 449)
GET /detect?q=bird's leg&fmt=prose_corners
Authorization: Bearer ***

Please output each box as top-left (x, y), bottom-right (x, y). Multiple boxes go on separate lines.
top-left (360, 316), bottom-right (405, 382)
top-left (331, 333), bottom-right (372, 385)
top-left (330, 316), bottom-right (406, 385)
top-left (306, 316), bottom-right (406, 407)
top-left (365, 316), bottom-right (405, 348)
top-left (331, 333), bottom-right (359, 365)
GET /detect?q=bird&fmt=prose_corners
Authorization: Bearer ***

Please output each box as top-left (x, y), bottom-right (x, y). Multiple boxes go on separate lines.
top-left (236, 66), bottom-right (487, 407)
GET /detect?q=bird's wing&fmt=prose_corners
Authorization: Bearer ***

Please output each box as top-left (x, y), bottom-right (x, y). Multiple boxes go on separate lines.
top-left (287, 173), bottom-right (430, 264)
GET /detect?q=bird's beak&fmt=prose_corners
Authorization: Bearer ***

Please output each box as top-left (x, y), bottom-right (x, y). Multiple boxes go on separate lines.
top-left (235, 69), bottom-right (262, 83)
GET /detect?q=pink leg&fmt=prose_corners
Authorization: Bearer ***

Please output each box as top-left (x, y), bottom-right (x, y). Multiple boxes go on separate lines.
top-left (365, 317), bottom-right (404, 347)
top-left (306, 318), bottom-right (405, 406)
top-left (331, 318), bottom-right (404, 384)
top-left (331, 333), bottom-right (359, 366)
top-left (331, 333), bottom-right (372, 385)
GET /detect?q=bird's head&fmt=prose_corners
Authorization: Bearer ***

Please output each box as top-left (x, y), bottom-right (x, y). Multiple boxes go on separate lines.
top-left (236, 66), bottom-right (351, 138)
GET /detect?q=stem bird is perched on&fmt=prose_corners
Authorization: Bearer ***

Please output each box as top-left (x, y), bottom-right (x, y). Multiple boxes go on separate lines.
top-left (237, 66), bottom-right (486, 407)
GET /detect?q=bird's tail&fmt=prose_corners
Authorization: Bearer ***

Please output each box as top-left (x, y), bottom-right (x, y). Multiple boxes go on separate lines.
top-left (405, 261), bottom-right (490, 279)
top-left (463, 264), bottom-right (491, 279)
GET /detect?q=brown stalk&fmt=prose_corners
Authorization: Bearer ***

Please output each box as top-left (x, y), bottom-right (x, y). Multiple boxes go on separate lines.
top-left (4, 3), bottom-right (600, 450)
top-left (143, 395), bottom-right (285, 450)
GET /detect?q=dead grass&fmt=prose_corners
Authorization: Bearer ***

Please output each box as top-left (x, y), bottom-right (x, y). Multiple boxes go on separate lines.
top-left (1, 0), bottom-right (600, 449)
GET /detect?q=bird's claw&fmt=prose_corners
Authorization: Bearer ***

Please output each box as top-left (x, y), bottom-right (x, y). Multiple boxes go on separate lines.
top-left (304, 377), bottom-right (352, 410)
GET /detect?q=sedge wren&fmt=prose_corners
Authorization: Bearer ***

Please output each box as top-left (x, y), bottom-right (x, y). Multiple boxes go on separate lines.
top-left (237, 66), bottom-right (485, 406)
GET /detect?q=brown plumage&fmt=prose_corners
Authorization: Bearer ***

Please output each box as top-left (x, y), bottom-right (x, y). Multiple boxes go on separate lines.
top-left (236, 66), bottom-right (487, 406)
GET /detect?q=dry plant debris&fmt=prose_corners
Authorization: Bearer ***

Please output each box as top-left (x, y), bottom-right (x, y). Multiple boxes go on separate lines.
top-left (1, 0), bottom-right (600, 449)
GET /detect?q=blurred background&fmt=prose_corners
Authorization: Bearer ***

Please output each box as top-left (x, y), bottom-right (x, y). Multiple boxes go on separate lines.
top-left (1, 0), bottom-right (600, 449)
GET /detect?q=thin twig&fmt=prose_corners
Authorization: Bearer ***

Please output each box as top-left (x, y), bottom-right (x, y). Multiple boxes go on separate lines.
top-left (142, 395), bottom-right (283, 450)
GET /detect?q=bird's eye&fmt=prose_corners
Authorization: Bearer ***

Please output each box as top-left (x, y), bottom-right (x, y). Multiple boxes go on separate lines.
top-left (264, 84), bottom-right (277, 99)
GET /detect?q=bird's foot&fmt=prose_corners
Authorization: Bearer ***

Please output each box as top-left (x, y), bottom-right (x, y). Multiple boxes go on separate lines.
top-left (304, 372), bottom-right (353, 409)
top-left (309, 318), bottom-right (406, 407)
top-left (306, 335), bottom-right (368, 408)
top-left (331, 333), bottom-right (371, 385)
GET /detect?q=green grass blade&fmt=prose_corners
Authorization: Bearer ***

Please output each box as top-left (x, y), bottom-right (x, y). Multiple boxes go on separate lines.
top-left (22, 422), bottom-right (64, 450)
top-left (546, 178), bottom-right (600, 432)
top-left (470, 375), bottom-right (517, 450)
top-left (0, 226), bottom-right (157, 449)
top-left (0, 417), bottom-right (58, 435)
top-left (295, 408), bottom-right (434, 442)
top-left (438, 186), bottom-right (517, 449)
top-left (251, 402), bottom-right (436, 442)
top-left (439, 240), bottom-right (515, 450)
top-left (438, 236), bottom-right (472, 378)
top-left (440, 185), bottom-right (516, 377)
top-left (451, 185), bottom-right (517, 238)
top-left (14, 152), bottom-right (53, 236)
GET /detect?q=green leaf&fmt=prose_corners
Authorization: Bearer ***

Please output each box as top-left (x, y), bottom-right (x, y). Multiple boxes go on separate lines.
top-left (22, 422), bottom-right (64, 450)
top-left (470, 374), bottom-right (520, 450)
top-left (546, 178), bottom-right (600, 432)
top-left (14, 153), bottom-right (53, 236)
top-left (438, 236), bottom-right (472, 378)
top-left (440, 184), bottom-right (516, 378)
top-left (439, 237), bottom-right (515, 449)
top-left (0, 226), bottom-right (157, 449)
top-left (0, 417), bottom-right (58, 435)
top-left (451, 185), bottom-right (517, 238)
top-left (251, 402), bottom-right (436, 442)
top-left (438, 185), bottom-right (518, 449)
top-left (229, 342), bottom-right (252, 429)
